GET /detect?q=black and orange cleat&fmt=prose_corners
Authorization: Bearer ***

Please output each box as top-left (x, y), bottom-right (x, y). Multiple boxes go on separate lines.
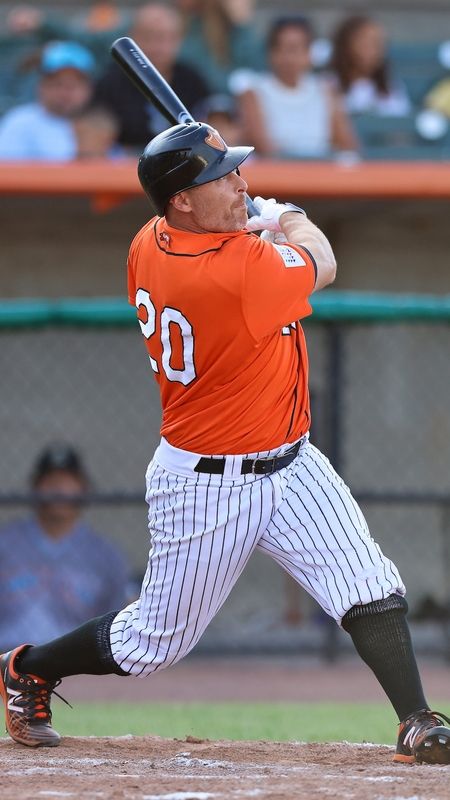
top-left (0, 645), bottom-right (66, 747)
top-left (394, 708), bottom-right (450, 764)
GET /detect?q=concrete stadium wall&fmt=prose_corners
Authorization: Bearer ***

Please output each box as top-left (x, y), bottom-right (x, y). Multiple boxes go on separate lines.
top-left (1, 195), bottom-right (449, 297)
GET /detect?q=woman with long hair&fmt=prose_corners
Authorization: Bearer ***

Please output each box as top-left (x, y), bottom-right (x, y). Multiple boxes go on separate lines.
top-left (233, 15), bottom-right (357, 159)
top-left (331, 15), bottom-right (411, 116)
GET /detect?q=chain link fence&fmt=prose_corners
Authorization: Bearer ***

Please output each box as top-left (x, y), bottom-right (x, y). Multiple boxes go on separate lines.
top-left (0, 293), bottom-right (449, 658)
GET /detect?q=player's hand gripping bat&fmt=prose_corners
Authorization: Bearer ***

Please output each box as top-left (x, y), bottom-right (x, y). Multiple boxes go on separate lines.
top-left (110, 36), bottom-right (259, 216)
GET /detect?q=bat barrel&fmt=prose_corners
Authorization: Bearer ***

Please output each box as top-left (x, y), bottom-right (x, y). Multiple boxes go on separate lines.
top-left (111, 37), bottom-right (195, 126)
top-left (111, 36), bottom-right (257, 219)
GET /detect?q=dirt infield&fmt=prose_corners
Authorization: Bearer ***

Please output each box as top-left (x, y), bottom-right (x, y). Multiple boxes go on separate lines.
top-left (3, 659), bottom-right (449, 799)
top-left (2, 735), bottom-right (450, 800)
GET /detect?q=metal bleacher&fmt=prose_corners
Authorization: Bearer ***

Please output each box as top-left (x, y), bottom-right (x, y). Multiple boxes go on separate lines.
top-left (351, 112), bottom-right (450, 160)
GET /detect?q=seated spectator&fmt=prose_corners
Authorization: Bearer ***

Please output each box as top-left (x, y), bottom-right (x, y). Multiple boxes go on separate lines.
top-left (5, 3), bottom-right (129, 76)
top-left (0, 40), bottom-right (95, 160)
top-left (231, 15), bottom-right (357, 159)
top-left (94, 3), bottom-right (210, 152)
top-left (424, 76), bottom-right (450, 118)
top-left (0, 444), bottom-right (129, 651)
top-left (73, 104), bottom-right (123, 159)
top-left (197, 93), bottom-right (243, 146)
top-left (79, 1), bottom-right (125, 32)
top-left (5, 2), bottom-right (127, 39)
top-left (331, 15), bottom-right (411, 116)
top-left (5, 4), bottom-right (44, 35)
top-left (175, 0), bottom-right (266, 94)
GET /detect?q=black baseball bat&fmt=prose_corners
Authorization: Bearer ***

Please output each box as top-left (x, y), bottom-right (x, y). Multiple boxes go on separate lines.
top-left (110, 37), bottom-right (258, 216)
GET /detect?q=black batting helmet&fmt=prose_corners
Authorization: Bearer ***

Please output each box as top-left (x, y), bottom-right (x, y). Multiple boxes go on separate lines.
top-left (138, 122), bottom-right (253, 216)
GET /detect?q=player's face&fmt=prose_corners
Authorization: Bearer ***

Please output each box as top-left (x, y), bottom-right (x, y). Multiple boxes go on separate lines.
top-left (172, 169), bottom-right (249, 233)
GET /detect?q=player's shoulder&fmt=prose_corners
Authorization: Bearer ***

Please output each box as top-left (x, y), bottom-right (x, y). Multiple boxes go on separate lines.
top-left (216, 229), bottom-right (269, 269)
top-left (234, 230), bottom-right (286, 262)
top-left (240, 232), bottom-right (317, 276)
top-left (225, 229), bottom-right (263, 253)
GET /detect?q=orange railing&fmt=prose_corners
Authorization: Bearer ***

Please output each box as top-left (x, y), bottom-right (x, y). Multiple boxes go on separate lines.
top-left (1, 160), bottom-right (450, 204)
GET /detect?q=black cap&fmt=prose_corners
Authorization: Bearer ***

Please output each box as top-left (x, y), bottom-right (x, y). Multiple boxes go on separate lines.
top-left (31, 444), bottom-right (88, 486)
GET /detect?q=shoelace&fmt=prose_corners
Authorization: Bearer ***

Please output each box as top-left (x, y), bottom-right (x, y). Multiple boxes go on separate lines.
top-left (15, 677), bottom-right (72, 721)
top-left (403, 708), bottom-right (450, 728)
top-left (426, 710), bottom-right (450, 726)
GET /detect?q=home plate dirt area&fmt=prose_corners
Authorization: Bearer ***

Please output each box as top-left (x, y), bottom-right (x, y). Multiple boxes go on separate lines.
top-left (1, 736), bottom-right (449, 800)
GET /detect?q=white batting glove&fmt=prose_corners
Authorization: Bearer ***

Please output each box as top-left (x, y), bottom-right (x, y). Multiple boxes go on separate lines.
top-left (260, 230), bottom-right (288, 244)
top-left (246, 196), bottom-right (289, 232)
top-left (246, 196), bottom-right (305, 233)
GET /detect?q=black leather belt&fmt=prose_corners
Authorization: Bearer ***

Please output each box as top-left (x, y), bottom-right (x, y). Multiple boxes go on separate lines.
top-left (194, 438), bottom-right (304, 476)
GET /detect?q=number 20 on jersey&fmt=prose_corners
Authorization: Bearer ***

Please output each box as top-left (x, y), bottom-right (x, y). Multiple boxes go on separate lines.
top-left (136, 288), bottom-right (196, 386)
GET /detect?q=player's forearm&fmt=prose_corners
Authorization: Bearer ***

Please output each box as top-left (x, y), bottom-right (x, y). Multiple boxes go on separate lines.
top-left (280, 212), bottom-right (337, 291)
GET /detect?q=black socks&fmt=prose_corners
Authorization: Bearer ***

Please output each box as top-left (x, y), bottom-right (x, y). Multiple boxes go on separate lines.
top-left (342, 595), bottom-right (428, 721)
top-left (16, 611), bottom-right (128, 680)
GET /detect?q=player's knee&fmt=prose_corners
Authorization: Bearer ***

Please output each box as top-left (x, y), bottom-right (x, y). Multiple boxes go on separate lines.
top-left (114, 647), bottom-right (178, 677)
top-left (341, 593), bottom-right (408, 633)
top-left (110, 626), bottom-right (191, 677)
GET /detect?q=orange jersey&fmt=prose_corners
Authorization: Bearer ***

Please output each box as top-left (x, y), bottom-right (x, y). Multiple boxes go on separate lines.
top-left (127, 217), bottom-right (317, 454)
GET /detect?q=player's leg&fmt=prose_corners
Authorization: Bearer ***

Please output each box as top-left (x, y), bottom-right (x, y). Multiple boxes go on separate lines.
top-left (108, 461), bottom-right (274, 676)
top-left (258, 439), bottom-right (450, 764)
top-left (0, 456), bottom-right (274, 745)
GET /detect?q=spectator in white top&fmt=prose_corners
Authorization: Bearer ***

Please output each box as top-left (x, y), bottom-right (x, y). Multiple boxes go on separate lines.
top-left (0, 41), bottom-right (95, 160)
top-left (331, 15), bottom-right (411, 117)
top-left (231, 15), bottom-right (357, 159)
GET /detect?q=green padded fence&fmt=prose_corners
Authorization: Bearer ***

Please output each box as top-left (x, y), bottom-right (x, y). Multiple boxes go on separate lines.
top-left (0, 289), bottom-right (449, 655)
top-left (0, 291), bottom-right (449, 327)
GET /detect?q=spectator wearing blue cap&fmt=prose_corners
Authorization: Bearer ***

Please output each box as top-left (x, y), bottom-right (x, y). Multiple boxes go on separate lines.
top-left (0, 41), bottom-right (95, 160)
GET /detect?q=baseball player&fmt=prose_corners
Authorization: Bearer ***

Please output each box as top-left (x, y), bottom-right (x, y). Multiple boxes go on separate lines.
top-left (1, 123), bottom-right (449, 763)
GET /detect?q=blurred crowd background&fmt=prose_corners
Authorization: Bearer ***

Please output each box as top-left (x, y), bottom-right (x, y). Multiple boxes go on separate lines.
top-left (0, 0), bottom-right (450, 161)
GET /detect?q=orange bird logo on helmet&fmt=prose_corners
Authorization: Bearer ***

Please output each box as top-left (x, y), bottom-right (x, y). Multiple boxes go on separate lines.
top-left (204, 128), bottom-right (227, 151)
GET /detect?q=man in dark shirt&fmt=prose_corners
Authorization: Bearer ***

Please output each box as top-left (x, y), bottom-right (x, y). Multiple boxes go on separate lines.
top-left (95, 2), bottom-right (210, 151)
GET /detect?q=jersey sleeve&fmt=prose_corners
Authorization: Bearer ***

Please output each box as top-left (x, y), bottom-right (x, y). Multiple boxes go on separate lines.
top-left (241, 235), bottom-right (317, 341)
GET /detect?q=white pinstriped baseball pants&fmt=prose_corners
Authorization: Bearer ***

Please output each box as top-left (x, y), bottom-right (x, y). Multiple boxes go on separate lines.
top-left (110, 435), bottom-right (405, 676)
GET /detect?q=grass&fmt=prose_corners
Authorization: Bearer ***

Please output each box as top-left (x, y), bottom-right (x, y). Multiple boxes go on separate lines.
top-left (3, 701), bottom-right (449, 744)
top-left (45, 702), bottom-right (401, 743)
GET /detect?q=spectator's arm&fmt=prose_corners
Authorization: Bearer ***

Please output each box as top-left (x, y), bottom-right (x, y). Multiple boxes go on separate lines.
top-left (237, 89), bottom-right (275, 156)
top-left (328, 86), bottom-right (359, 153)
